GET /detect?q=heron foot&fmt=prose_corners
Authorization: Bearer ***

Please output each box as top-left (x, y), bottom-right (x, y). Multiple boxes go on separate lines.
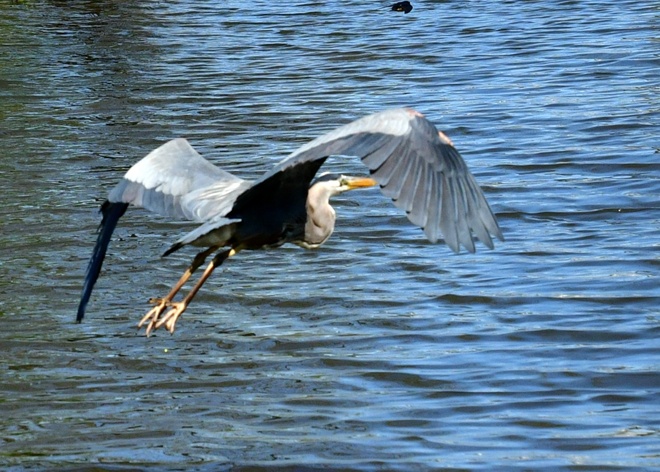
top-left (138, 298), bottom-right (170, 336)
top-left (154, 302), bottom-right (188, 334)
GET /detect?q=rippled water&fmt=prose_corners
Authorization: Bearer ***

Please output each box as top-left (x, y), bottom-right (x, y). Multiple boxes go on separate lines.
top-left (1, 1), bottom-right (658, 470)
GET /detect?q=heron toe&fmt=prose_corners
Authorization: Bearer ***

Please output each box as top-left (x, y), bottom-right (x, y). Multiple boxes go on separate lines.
top-left (155, 302), bottom-right (188, 334)
top-left (138, 299), bottom-right (170, 336)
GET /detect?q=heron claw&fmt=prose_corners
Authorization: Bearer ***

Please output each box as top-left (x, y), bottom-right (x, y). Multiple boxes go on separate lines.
top-left (154, 302), bottom-right (188, 334)
top-left (138, 298), bottom-right (169, 336)
top-left (138, 297), bottom-right (189, 336)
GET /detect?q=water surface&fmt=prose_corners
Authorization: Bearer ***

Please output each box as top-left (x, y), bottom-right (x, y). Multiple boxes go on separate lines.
top-left (0, 1), bottom-right (658, 470)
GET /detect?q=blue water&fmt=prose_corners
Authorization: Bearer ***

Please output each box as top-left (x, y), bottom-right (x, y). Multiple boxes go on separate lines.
top-left (0, 1), bottom-right (658, 470)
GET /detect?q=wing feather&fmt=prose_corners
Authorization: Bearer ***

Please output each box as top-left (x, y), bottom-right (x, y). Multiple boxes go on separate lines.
top-left (424, 172), bottom-right (442, 243)
top-left (406, 162), bottom-right (430, 227)
top-left (371, 140), bottom-right (412, 192)
top-left (361, 135), bottom-right (407, 171)
top-left (386, 151), bottom-right (415, 208)
top-left (108, 138), bottom-right (250, 222)
top-left (439, 173), bottom-right (459, 251)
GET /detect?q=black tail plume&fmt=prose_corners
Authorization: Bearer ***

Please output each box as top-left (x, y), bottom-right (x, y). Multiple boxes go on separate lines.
top-left (76, 201), bottom-right (129, 322)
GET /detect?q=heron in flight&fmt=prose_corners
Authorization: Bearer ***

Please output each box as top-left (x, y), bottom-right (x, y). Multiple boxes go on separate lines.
top-left (77, 108), bottom-right (503, 335)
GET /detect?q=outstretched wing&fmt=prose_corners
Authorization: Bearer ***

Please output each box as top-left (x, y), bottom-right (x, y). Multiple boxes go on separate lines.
top-left (77, 138), bottom-right (250, 322)
top-left (108, 138), bottom-right (251, 222)
top-left (259, 108), bottom-right (503, 253)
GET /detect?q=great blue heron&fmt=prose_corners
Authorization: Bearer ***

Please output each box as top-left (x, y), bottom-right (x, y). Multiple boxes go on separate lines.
top-left (77, 108), bottom-right (503, 335)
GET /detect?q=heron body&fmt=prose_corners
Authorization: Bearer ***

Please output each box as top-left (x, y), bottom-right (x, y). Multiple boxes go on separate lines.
top-left (77, 108), bottom-right (503, 335)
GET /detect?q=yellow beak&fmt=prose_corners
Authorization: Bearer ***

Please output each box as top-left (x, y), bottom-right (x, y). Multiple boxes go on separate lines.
top-left (343, 176), bottom-right (378, 190)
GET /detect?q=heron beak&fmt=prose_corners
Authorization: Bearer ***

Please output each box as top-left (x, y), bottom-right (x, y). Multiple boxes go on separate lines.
top-left (343, 176), bottom-right (378, 190)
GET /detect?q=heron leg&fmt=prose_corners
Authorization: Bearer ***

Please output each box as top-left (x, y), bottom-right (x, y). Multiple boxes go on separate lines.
top-left (138, 246), bottom-right (217, 336)
top-left (152, 248), bottom-right (236, 335)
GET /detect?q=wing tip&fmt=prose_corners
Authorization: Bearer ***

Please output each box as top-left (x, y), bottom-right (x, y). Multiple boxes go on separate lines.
top-left (76, 201), bottom-right (129, 324)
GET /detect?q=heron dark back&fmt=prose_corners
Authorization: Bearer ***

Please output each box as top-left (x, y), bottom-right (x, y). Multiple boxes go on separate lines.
top-left (226, 157), bottom-right (328, 250)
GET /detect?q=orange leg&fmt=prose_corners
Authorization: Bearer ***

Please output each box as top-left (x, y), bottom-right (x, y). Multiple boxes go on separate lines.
top-left (150, 248), bottom-right (236, 335)
top-left (138, 246), bottom-right (217, 336)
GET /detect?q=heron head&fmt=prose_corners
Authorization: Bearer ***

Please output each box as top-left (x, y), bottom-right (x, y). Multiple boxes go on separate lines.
top-left (311, 172), bottom-right (378, 196)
